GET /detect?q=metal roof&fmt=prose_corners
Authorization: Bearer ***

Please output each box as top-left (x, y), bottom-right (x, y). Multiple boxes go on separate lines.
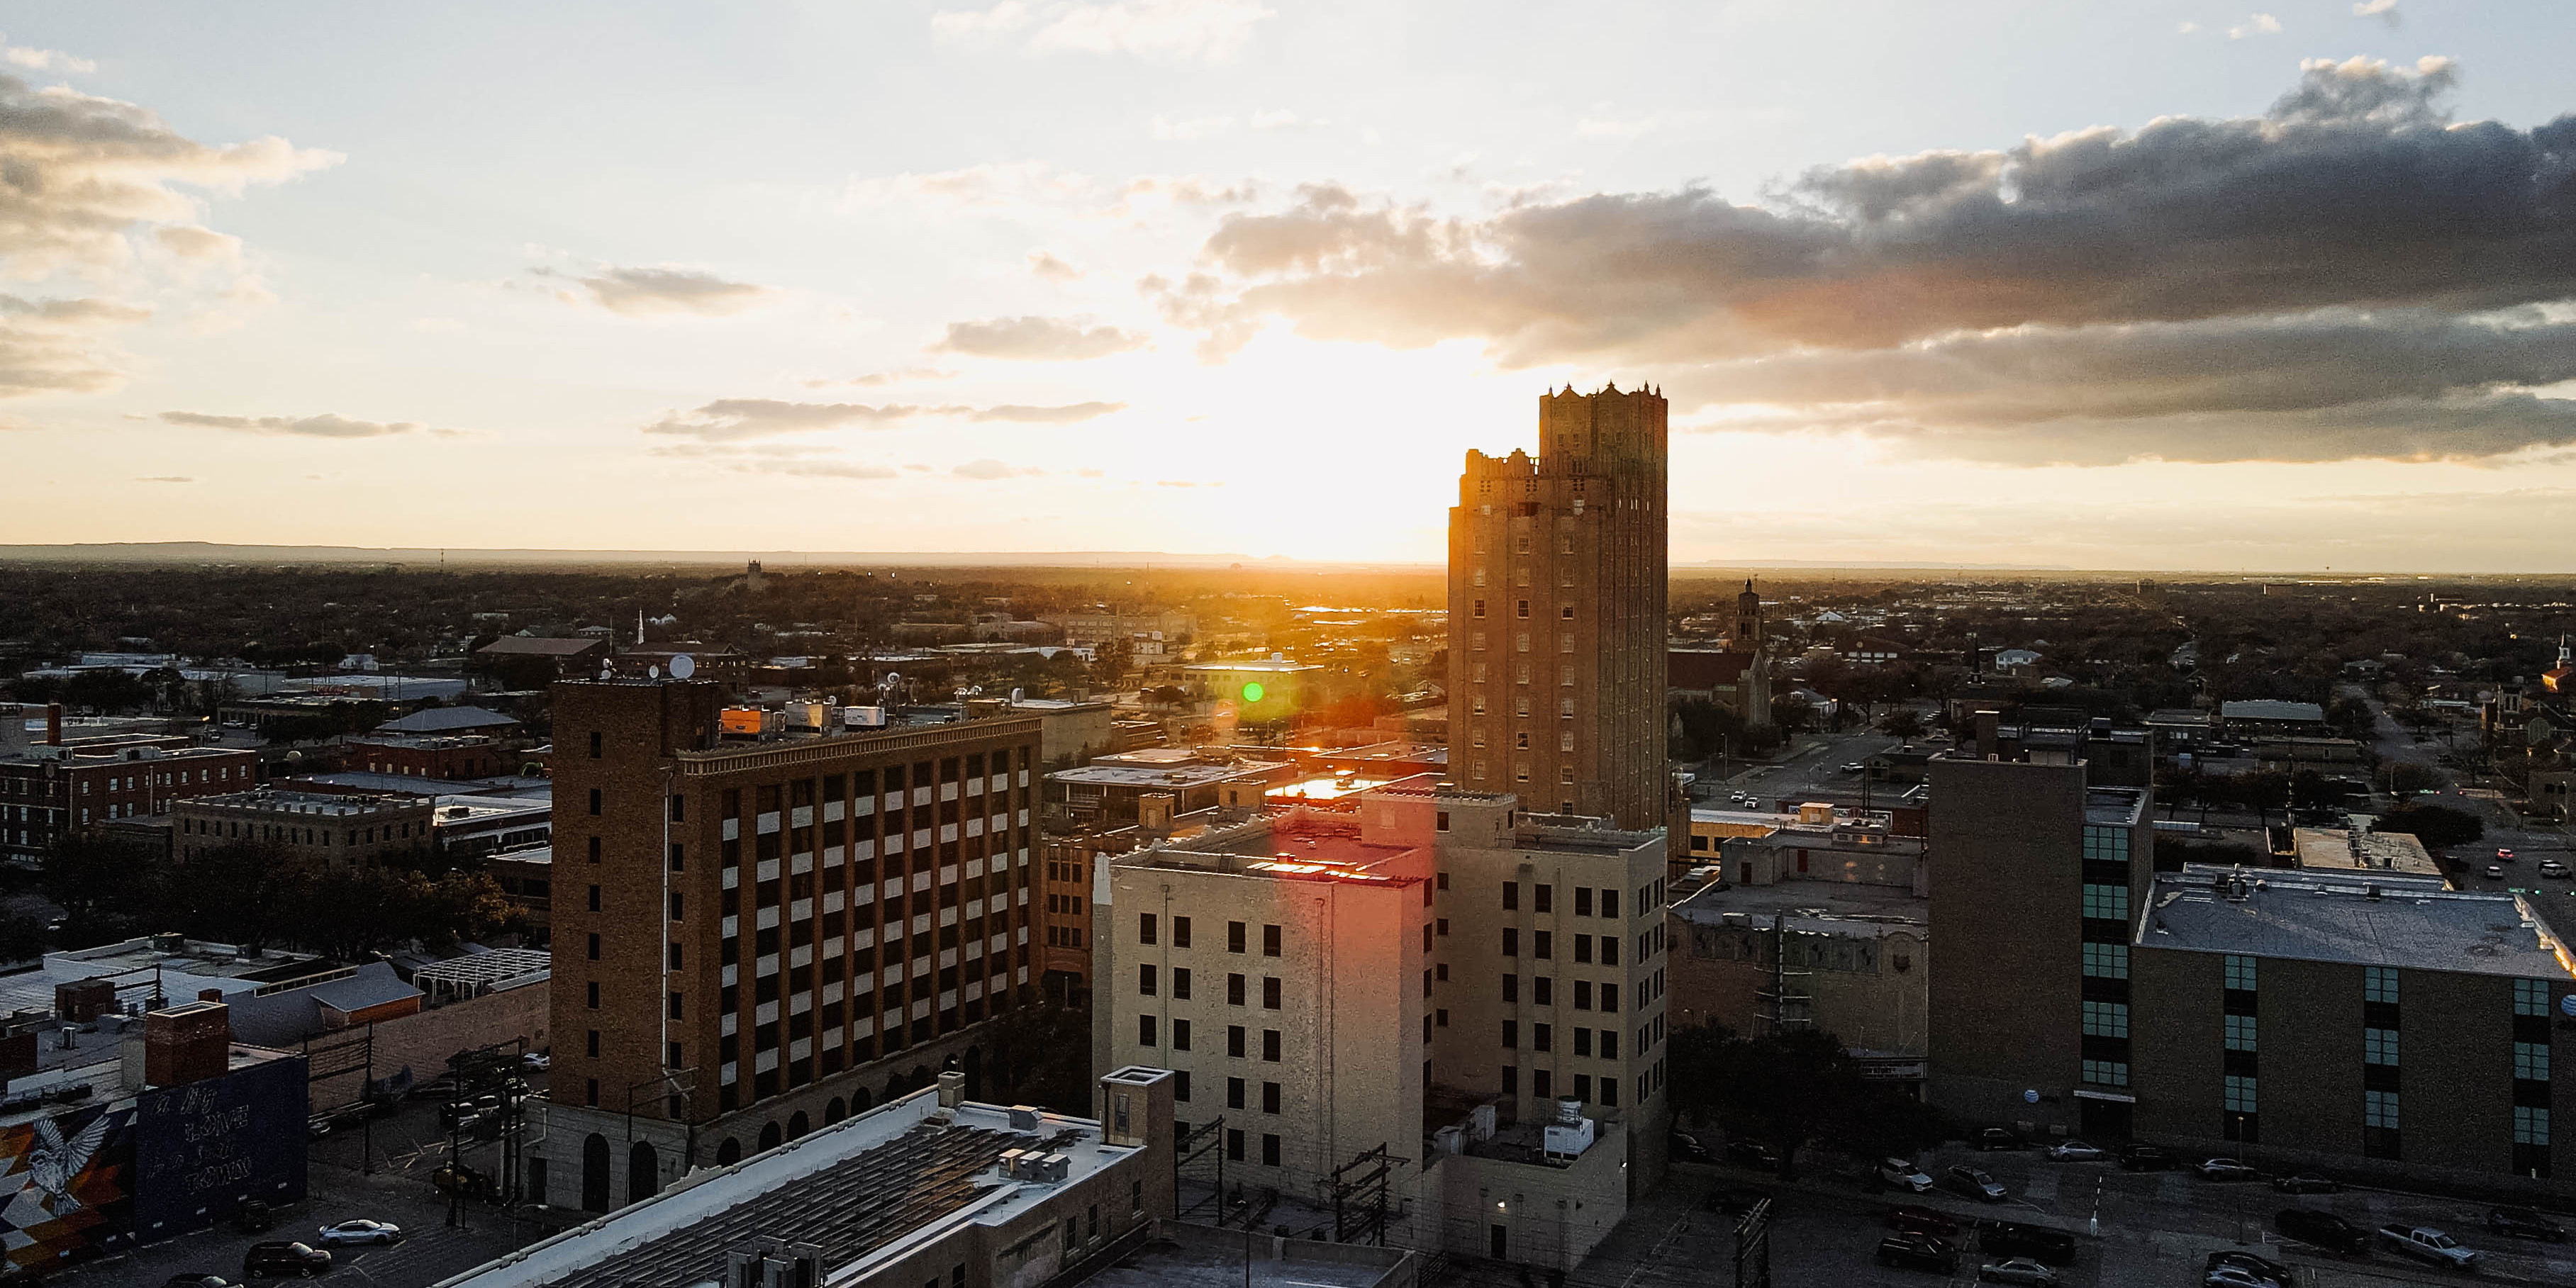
top-left (377, 706), bottom-right (520, 734)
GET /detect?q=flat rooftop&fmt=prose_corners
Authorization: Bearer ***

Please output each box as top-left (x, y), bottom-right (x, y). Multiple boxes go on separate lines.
top-left (1081, 1224), bottom-right (1410, 1288)
top-left (1051, 761), bottom-right (1283, 789)
top-left (2141, 865), bottom-right (2574, 979)
top-left (2087, 788), bottom-right (2146, 827)
top-left (0, 936), bottom-right (325, 1039)
top-left (440, 1087), bottom-right (1144, 1288)
top-left (1137, 817), bottom-right (1425, 884)
top-left (182, 788), bottom-right (427, 817)
top-left (1673, 878), bottom-right (1928, 932)
top-left (2295, 827), bottom-right (2441, 877)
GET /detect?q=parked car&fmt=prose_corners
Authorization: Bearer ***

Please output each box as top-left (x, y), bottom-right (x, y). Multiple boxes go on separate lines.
top-left (2202, 1268), bottom-right (2276, 1288)
top-left (1973, 1126), bottom-right (2024, 1151)
top-left (1977, 1258), bottom-right (2059, 1286)
top-left (2275, 1207), bottom-right (2371, 1254)
top-left (233, 1199), bottom-right (276, 1233)
top-left (2117, 1143), bottom-right (2178, 1171)
top-left (1668, 1131), bottom-right (1714, 1163)
top-left (1885, 1206), bottom-right (1961, 1239)
top-left (316, 1219), bottom-right (404, 1246)
top-left (2488, 1206), bottom-right (2570, 1241)
top-left (241, 1241), bottom-right (332, 1279)
top-left (1944, 1165), bottom-right (2007, 1202)
top-left (165, 1277), bottom-right (243, 1288)
top-left (1875, 1235), bottom-right (1961, 1274)
top-left (1877, 1157), bottom-right (1935, 1192)
top-left (1724, 1138), bottom-right (1781, 1169)
top-left (522, 1051), bottom-right (551, 1070)
top-left (2195, 1157), bottom-right (2260, 1182)
top-left (2377, 1224), bottom-right (2479, 1270)
top-left (1980, 1222), bottom-right (2078, 1266)
top-left (2205, 1250), bottom-right (2291, 1285)
top-left (2269, 1172), bottom-right (2338, 1194)
top-left (2043, 1139), bottom-right (2104, 1162)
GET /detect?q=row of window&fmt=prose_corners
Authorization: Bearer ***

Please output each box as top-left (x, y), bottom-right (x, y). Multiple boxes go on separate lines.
top-left (1498, 1021), bottom-right (1622, 1058)
top-left (1468, 695), bottom-right (1580, 719)
top-left (1135, 1018), bottom-right (1281, 1060)
top-left (1466, 632), bottom-right (1580, 653)
top-left (1493, 974), bottom-right (1624, 1012)
top-left (1471, 729), bottom-right (1578, 752)
top-left (1137, 966), bottom-right (1285, 1009)
top-left (1137, 914), bottom-right (1281, 955)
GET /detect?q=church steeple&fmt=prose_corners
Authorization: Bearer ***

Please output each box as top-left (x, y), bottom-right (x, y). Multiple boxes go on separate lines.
top-left (1733, 579), bottom-right (1763, 653)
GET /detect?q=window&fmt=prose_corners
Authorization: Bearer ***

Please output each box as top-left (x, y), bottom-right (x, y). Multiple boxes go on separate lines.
top-left (1534, 884), bottom-right (1552, 914)
top-left (1262, 977), bottom-right (1281, 1009)
top-left (1261, 1133), bottom-right (1281, 1166)
top-left (1227, 1077), bottom-right (1246, 1109)
top-left (2365, 966), bottom-right (2399, 1004)
top-left (1574, 936), bottom-right (1591, 964)
top-left (2224, 1075), bottom-right (2258, 1113)
top-left (1228, 973), bottom-right (1246, 1006)
top-left (1533, 1023), bottom-right (1552, 1052)
top-left (1600, 889), bottom-right (1618, 918)
top-left (1173, 1019), bottom-right (1191, 1051)
top-left (586, 981), bottom-right (600, 1009)
top-left (1261, 1081), bottom-right (1281, 1114)
top-left (2515, 978), bottom-right (2553, 1016)
top-left (2516, 1041), bottom-right (2550, 1082)
top-left (1261, 1030), bottom-right (1281, 1061)
top-left (1600, 1029), bottom-right (1617, 1059)
top-left (2224, 1015), bottom-right (2257, 1051)
top-left (2365, 1089), bottom-right (2400, 1129)
top-left (586, 933), bottom-right (600, 961)
top-left (1473, 599), bottom-right (1486, 619)
top-left (589, 732), bottom-right (603, 759)
top-left (1229, 1026), bottom-right (1246, 1057)
top-left (2082, 943), bottom-right (2129, 978)
top-left (1516, 599), bottom-right (1529, 618)
top-left (1534, 931), bottom-right (1553, 959)
top-left (1138, 965), bottom-right (1157, 997)
top-left (1502, 882), bottom-right (1518, 911)
top-left (2079, 1059), bottom-right (2128, 1087)
top-left (1502, 974), bottom-right (1518, 1004)
top-left (2079, 883), bottom-right (2128, 920)
top-left (2364, 1028), bottom-right (2399, 1066)
top-left (588, 788), bottom-right (601, 816)
top-left (1173, 916), bottom-right (1192, 948)
top-left (1173, 968), bottom-right (1192, 1000)
top-left (2516, 1105), bottom-right (2549, 1146)
top-left (1575, 887), bottom-right (1593, 917)
top-left (1229, 922), bottom-right (1247, 953)
top-left (1502, 928), bottom-right (1519, 957)
top-left (1501, 1020), bottom-right (1517, 1048)
top-left (2080, 1001), bottom-right (2128, 1038)
top-left (1139, 913), bottom-right (1157, 946)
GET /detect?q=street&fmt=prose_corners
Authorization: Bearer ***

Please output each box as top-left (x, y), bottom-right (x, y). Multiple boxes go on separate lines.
top-left (1693, 728), bottom-right (1924, 814)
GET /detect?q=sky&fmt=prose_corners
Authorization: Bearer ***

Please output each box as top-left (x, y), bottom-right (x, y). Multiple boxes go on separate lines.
top-left (2, 0), bottom-right (2573, 571)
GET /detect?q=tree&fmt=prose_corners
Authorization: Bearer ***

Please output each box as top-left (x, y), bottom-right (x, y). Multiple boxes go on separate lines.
top-left (42, 833), bottom-right (160, 946)
top-left (2375, 802), bottom-right (2484, 849)
top-left (2384, 761), bottom-right (2447, 796)
top-left (1880, 708), bottom-right (1925, 739)
top-left (1667, 1022), bottom-right (1947, 1180)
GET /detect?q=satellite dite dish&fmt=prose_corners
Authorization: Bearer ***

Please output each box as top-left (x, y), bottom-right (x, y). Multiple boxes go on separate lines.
top-left (598, 666), bottom-right (613, 681)
top-left (648, 666), bottom-right (661, 679)
top-left (669, 654), bottom-right (697, 680)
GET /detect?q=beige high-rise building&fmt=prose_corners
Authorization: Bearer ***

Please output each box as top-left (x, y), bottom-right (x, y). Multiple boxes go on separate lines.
top-left (1447, 384), bottom-right (1670, 830)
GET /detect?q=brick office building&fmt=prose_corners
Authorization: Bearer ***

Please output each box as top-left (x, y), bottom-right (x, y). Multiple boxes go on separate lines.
top-left (528, 679), bottom-right (1045, 1214)
top-left (1, 743), bottom-right (263, 863)
top-left (1446, 384), bottom-right (1670, 830)
top-left (172, 789), bottom-right (435, 868)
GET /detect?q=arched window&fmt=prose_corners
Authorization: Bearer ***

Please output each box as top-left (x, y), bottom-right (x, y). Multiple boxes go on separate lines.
top-left (852, 1087), bottom-right (874, 1113)
top-left (758, 1120), bottom-right (782, 1151)
top-left (825, 1097), bottom-right (847, 1125)
top-left (580, 1133), bottom-right (611, 1212)
top-left (964, 1046), bottom-right (983, 1101)
top-left (788, 1110), bottom-right (810, 1139)
top-left (628, 1141), bottom-right (659, 1202)
top-left (715, 1138), bottom-right (742, 1166)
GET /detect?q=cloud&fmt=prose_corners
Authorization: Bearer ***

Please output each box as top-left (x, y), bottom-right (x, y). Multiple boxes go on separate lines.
top-left (1149, 57), bottom-right (2576, 463)
top-left (1, 40), bottom-right (96, 75)
top-left (642, 397), bottom-right (1127, 438)
top-left (1249, 109), bottom-right (1318, 132)
top-left (2228, 13), bottom-right (2282, 37)
top-left (531, 264), bottom-right (775, 317)
top-left (135, 475), bottom-right (191, 483)
top-left (643, 399), bottom-right (925, 442)
top-left (2353, 0), bottom-right (2398, 23)
top-left (0, 294), bottom-right (150, 398)
top-left (157, 410), bottom-right (420, 438)
top-left (1152, 113), bottom-right (1234, 141)
top-left (801, 366), bottom-right (957, 388)
top-left (932, 315), bottom-right (1149, 360)
top-left (0, 72), bottom-right (338, 281)
top-left (1027, 250), bottom-right (1084, 282)
top-left (954, 457), bottom-right (1046, 479)
top-left (935, 0), bottom-right (1275, 62)
top-left (2178, 20), bottom-right (2199, 33)
top-left (968, 401), bottom-right (1127, 423)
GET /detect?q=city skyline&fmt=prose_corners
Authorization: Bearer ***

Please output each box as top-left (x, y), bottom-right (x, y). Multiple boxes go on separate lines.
top-left (3, 2), bottom-right (2574, 571)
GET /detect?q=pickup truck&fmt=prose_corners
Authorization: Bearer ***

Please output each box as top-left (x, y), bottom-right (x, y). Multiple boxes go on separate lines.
top-left (2377, 1224), bottom-right (2479, 1270)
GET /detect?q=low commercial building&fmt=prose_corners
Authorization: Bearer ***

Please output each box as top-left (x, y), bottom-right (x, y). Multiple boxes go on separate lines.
top-left (1669, 878), bottom-right (1929, 1064)
top-left (445, 1068), bottom-right (1178, 1288)
top-left (1183, 658), bottom-right (1323, 724)
top-left (2219, 700), bottom-right (2329, 737)
top-left (341, 732), bottom-right (514, 780)
top-left (1704, 802), bottom-right (1929, 894)
top-left (428, 792), bottom-right (554, 858)
top-left (1042, 751), bottom-right (1291, 829)
top-left (172, 788), bottom-right (435, 867)
top-left (2291, 827), bottom-right (2439, 878)
top-left (0, 723), bottom-right (262, 863)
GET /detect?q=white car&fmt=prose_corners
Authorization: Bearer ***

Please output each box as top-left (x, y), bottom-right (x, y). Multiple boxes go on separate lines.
top-left (2485, 863), bottom-right (2506, 880)
top-left (317, 1219), bottom-right (404, 1246)
top-left (523, 1051), bottom-right (551, 1070)
top-left (2045, 1139), bottom-right (2104, 1162)
top-left (1877, 1157), bottom-right (1935, 1192)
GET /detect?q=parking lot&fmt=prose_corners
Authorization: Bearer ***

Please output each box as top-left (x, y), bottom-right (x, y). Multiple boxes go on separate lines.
top-left (1578, 1144), bottom-right (2576, 1288)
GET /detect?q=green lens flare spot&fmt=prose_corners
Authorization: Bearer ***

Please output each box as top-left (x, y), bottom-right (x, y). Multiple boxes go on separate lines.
top-left (1242, 682), bottom-right (1266, 703)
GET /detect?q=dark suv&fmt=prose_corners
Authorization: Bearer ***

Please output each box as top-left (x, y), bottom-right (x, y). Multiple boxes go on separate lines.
top-left (2489, 1206), bottom-right (2570, 1241)
top-left (2116, 1143), bottom-right (2178, 1172)
top-left (242, 1242), bottom-right (331, 1279)
top-left (1983, 1221), bottom-right (2078, 1266)
top-left (2274, 1207), bottom-right (2370, 1254)
top-left (1875, 1234), bottom-right (1959, 1274)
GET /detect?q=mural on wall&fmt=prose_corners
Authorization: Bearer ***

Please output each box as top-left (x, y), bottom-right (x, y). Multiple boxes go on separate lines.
top-left (135, 1055), bottom-right (309, 1240)
top-left (0, 1101), bottom-right (139, 1276)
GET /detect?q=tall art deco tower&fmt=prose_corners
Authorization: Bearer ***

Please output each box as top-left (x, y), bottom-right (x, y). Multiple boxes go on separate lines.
top-left (1446, 383), bottom-right (1669, 830)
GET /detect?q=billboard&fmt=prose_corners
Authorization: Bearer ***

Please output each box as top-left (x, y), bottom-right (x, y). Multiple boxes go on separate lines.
top-left (0, 1099), bottom-right (138, 1279)
top-left (133, 1055), bottom-right (308, 1243)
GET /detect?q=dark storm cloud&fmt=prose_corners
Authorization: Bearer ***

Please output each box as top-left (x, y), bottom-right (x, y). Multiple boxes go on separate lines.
top-left (1160, 57), bottom-right (2576, 462)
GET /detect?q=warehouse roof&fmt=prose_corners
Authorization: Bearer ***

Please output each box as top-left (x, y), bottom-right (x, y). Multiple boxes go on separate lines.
top-left (2140, 865), bottom-right (2573, 979)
